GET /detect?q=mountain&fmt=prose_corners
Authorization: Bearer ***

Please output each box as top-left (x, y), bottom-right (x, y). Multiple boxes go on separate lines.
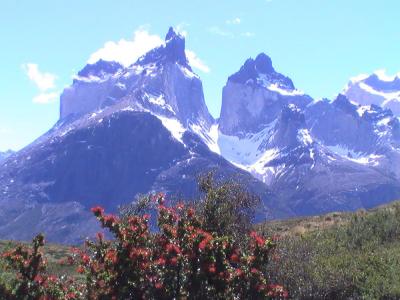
top-left (0, 28), bottom-right (283, 244)
top-left (344, 71), bottom-right (400, 115)
top-left (1, 27), bottom-right (400, 243)
top-left (61, 27), bottom-right (213, 130)
top-left (209, 57), bottom-right (400, 215)
top-left (0, 150), bottom-right (14, 162)
top-left (305, 94), bottom-right (400, 179)
top-left (219, 53), bottom-right (312, 136)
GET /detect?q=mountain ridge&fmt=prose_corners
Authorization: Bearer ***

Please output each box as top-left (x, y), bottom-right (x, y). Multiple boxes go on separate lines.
top-left (1, 27), bottom-right (400, 243)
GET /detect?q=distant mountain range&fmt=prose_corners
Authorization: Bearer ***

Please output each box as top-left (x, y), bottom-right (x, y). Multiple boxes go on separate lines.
top-left (1, 27), bottom-right (400, 243)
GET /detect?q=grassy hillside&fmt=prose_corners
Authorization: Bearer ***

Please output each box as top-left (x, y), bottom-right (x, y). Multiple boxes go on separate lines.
top-left (260, 201), bottom-right (400, 299)
top-left (0, 240), bottom-right (78, 291)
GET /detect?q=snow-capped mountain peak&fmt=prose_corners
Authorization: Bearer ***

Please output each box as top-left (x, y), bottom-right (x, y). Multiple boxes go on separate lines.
top-left (136, 26), bottom-right (190, 69)
top-left (60, 27), bottom-right (213, 136)
top-left (344, 70), bottom-right (400, 116)
top-left (219, 54), bottom-right (312, 136)
top-left (228, 53), bottom-right (295, 91)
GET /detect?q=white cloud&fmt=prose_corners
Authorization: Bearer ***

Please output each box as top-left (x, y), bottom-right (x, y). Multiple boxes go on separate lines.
top-left (88, 29), bottom-right (164, 67)
top-left (175, 23), bottom-right (189, 37)
top-left (226, 17), bottom-right (241, 25)
top-left (241, 32), bottom-right (255, 38)
top-left (208, 26), bottom-right (234, 38)
top-left (22, 63), bottom-right (57, 91)
top-left (185, 50), bottom-right (210, 73)
top-left (32, 92), bottom-right (59, 104)
top-left (22, 63), bottom-right (59, 104)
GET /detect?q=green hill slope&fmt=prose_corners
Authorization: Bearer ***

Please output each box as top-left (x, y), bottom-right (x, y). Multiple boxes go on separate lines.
top-left (260, 201), bottom-right (400, 299)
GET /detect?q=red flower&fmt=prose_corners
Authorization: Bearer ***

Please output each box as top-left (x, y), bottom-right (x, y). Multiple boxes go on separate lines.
top-left (33, 275), bottom-right (44, 284)
top-left (81, 254), bottom-right (90, 265)
top-left (187, 208), bottom-right (195, 218)
top-left (208, 264), bottom-right (216, 274)
top-left (282, 290), bottom-right (289, 298)
top-left (235, 268), bottom-right (244, 277)
top-left (155, 282), bottom-right (163, 289)
top-left (230, 253), bottom-right (240, 263)
top-left (251, 267), bottom-right (259, 274)
top-left (66, 292), bottom-right (77, 299)
top-left (199, 240), bottom-right (207, 251)
top-left (250, 231), bottom-right (265, 246)
top-left (105, 249), bottom-right (118, 264)
top-left (96, 232), bottom-right (104, 241)
top-left (166, 243), bottom-right (181, 255)
top-left (169, 257), bottom-right (178, 266)
top-left (91, 206), bottom-right (104, 217)
top-left (156, 257), bottom-right (166, 266)
top-left (103, 214), bottom-right (118, 226)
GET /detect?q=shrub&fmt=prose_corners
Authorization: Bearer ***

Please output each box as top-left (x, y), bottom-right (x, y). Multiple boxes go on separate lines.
top-left (196, 172), bottom-right (261, 242)
top-left (78, 194), bottom-right (285, 299)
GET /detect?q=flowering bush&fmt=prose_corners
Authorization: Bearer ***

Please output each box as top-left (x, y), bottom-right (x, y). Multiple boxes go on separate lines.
top-left (0, 193), bottom-right (287, 299)
top-left (78, 194), bottom-right (287, 299)
top-left (1, 234), bottom-right (82, 299)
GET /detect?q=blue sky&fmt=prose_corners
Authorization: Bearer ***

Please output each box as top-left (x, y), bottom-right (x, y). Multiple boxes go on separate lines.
top-left (1, 0), bottom-right (400, 151)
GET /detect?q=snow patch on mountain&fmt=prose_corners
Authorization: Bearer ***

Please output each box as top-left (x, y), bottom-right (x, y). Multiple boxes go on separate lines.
top-left (216, 121), bottom-right (276, 165)
top-left (297, 129), bottom-right (313, 145)
top-left (267, 83), bottom-right (304, 96)
top-left (326, 145), bottom-right (382, 166)
top-left (154, 115), bottom-right (186, 144)
top-left (344, 70), bottom-right (400, 115)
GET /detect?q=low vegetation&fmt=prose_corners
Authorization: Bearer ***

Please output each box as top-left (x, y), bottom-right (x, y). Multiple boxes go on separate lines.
top-left (0, 174), bottom-right (399, 299)
top-left (264, 201), bottom-right (400, 299)
top-left (0, 174), bottom-right (286, 299)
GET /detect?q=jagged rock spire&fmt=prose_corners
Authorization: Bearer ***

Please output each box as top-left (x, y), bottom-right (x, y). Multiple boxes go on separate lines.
top-left (137, 26), bottom-right (189, 68)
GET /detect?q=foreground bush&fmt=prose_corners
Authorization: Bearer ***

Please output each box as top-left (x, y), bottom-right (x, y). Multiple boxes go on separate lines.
top-left (0, 194), bottom-right (286, 299)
